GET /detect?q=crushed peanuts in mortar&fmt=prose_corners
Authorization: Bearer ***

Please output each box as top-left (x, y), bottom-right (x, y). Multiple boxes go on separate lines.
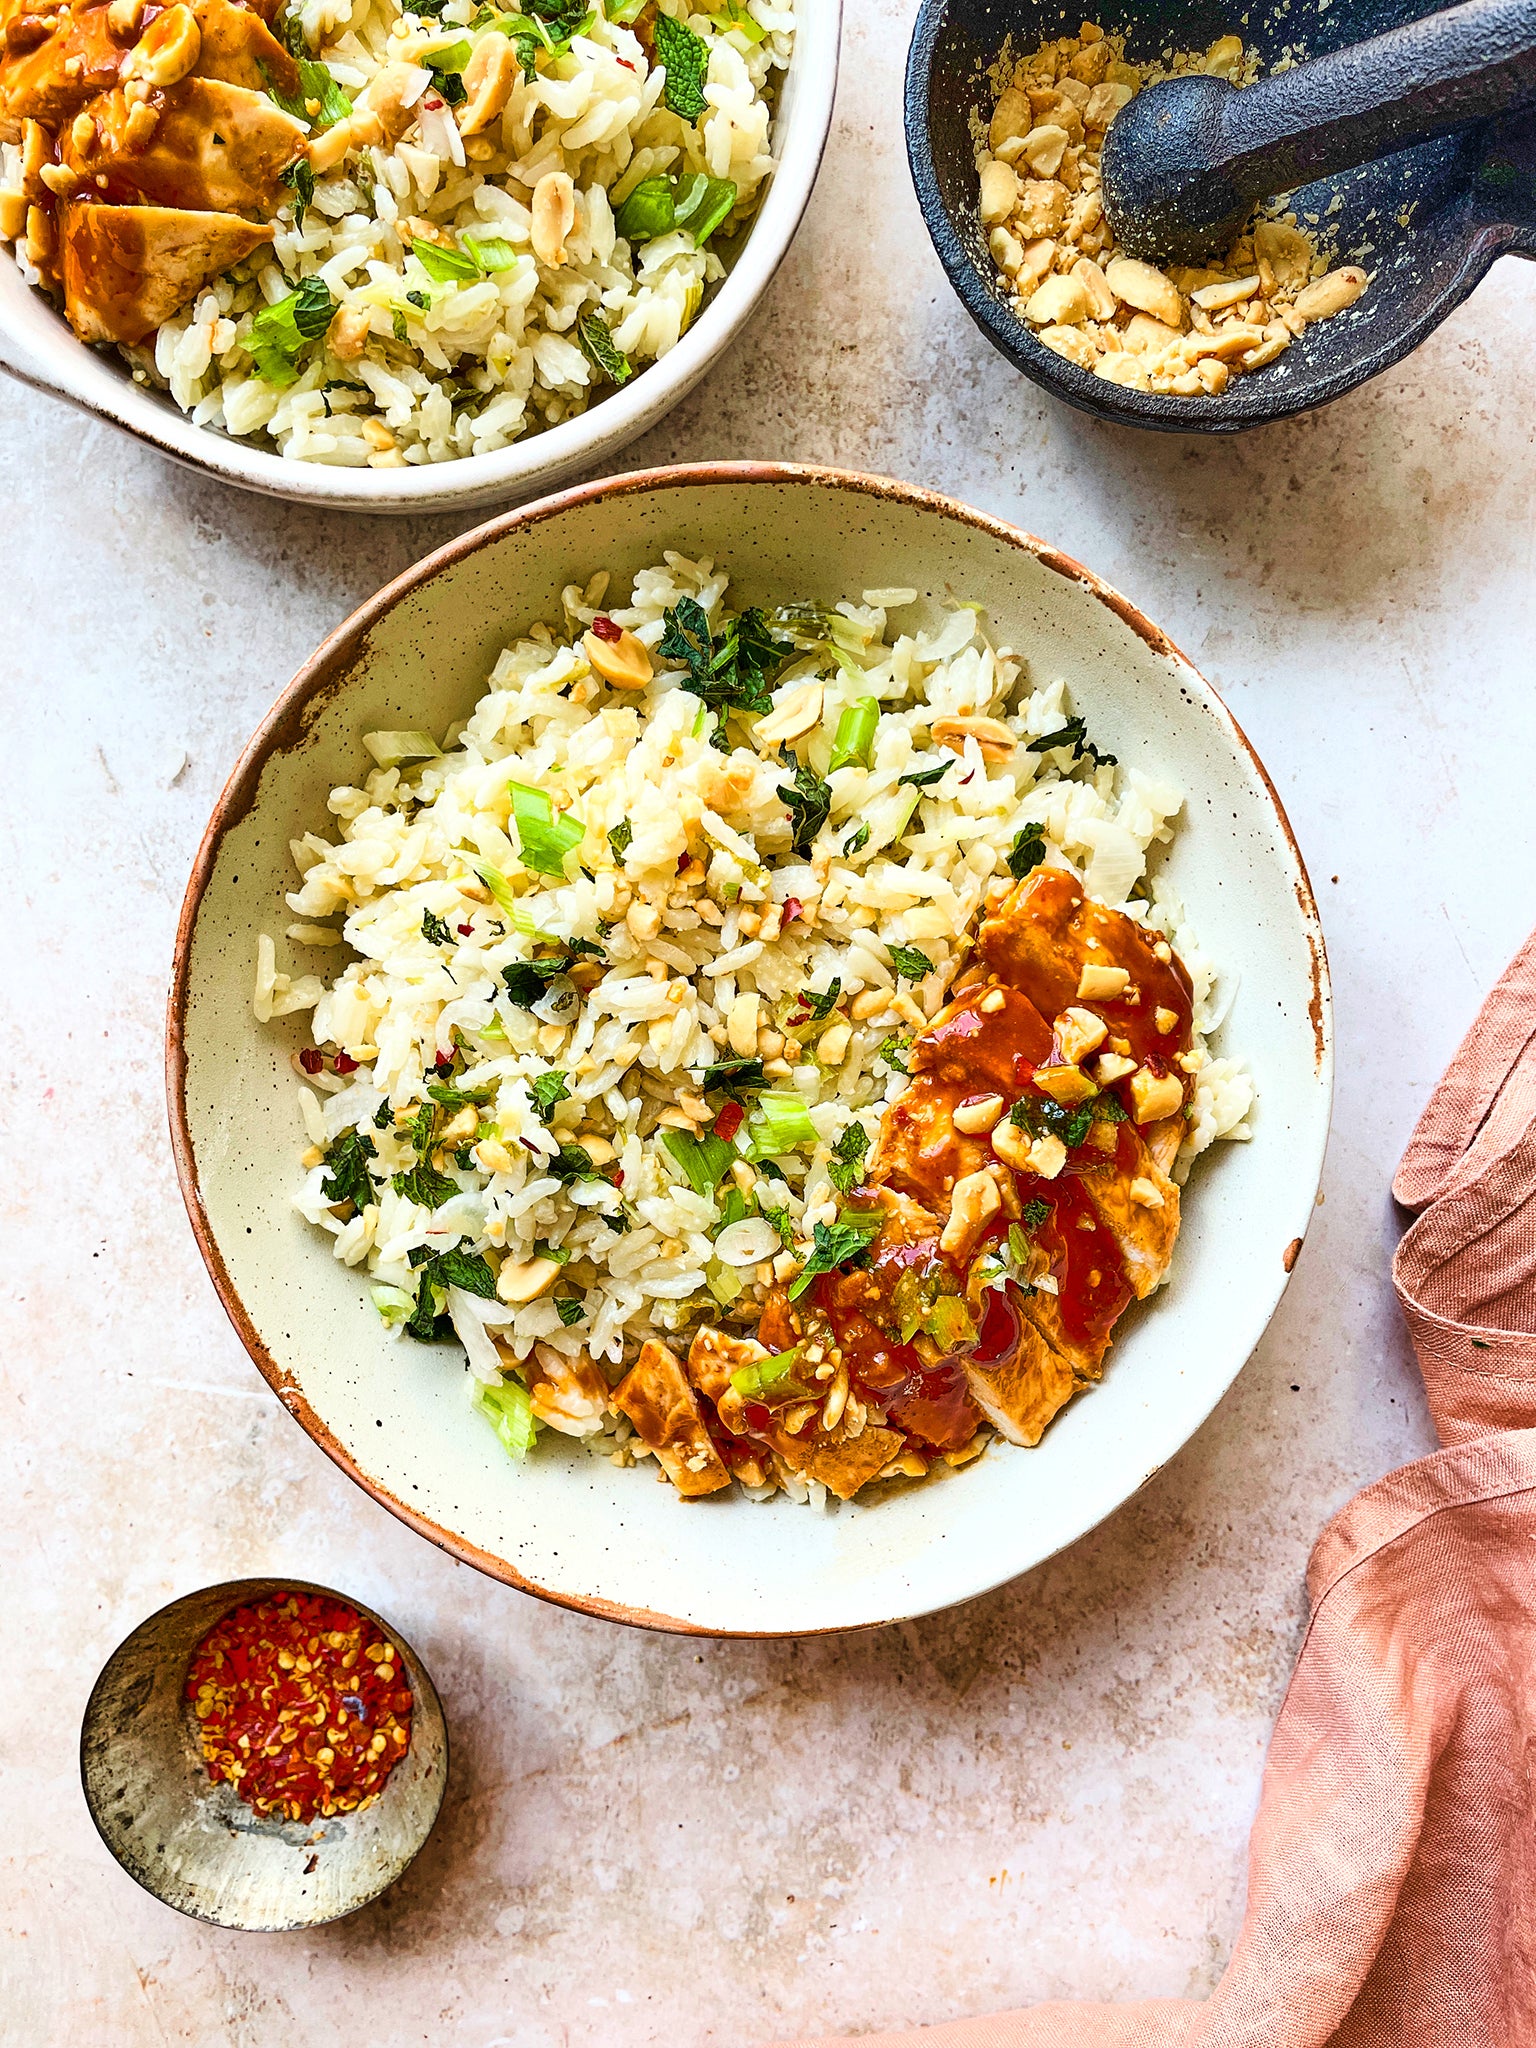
top-left (977, 21), bottom-right (1370, 397)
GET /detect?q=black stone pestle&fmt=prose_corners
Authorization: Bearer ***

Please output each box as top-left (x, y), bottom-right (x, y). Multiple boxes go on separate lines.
top-left (1100, 0), bottom-right (1536, 265)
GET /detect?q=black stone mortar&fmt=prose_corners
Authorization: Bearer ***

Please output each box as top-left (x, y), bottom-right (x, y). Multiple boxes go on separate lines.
top-left (906, 0), bottom-right (1536, 431)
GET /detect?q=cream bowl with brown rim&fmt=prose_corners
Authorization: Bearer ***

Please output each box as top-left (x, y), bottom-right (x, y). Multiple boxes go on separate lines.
top-left (168, 462), bottom-right (1331, 1635)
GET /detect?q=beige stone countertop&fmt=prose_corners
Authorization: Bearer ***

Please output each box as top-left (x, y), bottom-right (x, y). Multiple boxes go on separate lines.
top-left (5, 4), bottom-right (1536, 2040)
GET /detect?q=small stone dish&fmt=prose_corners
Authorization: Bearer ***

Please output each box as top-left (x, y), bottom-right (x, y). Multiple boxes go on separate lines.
top-left (80, 1577), bottom-right (449, 1931)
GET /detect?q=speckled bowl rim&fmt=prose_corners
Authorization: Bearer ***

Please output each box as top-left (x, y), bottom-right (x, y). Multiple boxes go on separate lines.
top-left (80, 1575), bottom-right (450, 1929)
top-left (166, 459), bottom-right (1332, 1636)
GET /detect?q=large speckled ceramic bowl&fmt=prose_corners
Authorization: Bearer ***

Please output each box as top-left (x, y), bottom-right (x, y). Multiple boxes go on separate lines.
top-left (168, 463), bottom-right (1331, 1636)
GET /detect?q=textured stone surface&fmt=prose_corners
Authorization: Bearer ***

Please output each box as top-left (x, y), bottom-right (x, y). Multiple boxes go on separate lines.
top-left (4, 2), bottom-right (1536, 2038)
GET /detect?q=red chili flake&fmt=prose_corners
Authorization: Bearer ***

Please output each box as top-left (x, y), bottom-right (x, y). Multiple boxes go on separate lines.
top-left (184, 1592), bottom-right (411, 1824)
top-left (332, 1053), bottom-right (358, 1074)
top-left (423, 90), bottom-right (444, 108)
top-left (457, 922), bottom-right (474, 937)
top-left (787, 1010), bottom-right (811, 1027)
top-left (298, 1048), bottom-right (324, 1075)
top-left (677, 851), bottom-right (691, 872)
top-left (712, 1100), bottom-right (745, 1143)
top-left (612, 1168), bottom-right (624, 1186)
top-left (434, 1053), bottom-right (454, 1076)
top-left (616, 54), bottom-right (637, 69)
top-left (782, 898), bottom-right (803, 926)
top-left (590, 614), bottom-right (623, 643)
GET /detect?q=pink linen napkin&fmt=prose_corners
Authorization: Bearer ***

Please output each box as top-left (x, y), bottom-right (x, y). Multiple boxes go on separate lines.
top-left (774, 928), bottom-right (1536, 2048)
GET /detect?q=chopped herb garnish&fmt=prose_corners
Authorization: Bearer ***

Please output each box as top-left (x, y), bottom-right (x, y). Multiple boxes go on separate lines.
top-left (1020, 1197), bottom-right (1050, 1231)
top-left (246, 275), bottom-right (335, 386)
top-left (435, 1245), bottom-right (498, 1297)
top-left (701, 1055), bottom-right (767, 1098)
top-left (876, 1032), bottom-right (909, 1072)
top-left (801, 979), bottom-right (841, 1022)
top-left (788, 1213), bottom-right (882, 1300)
top-left (427, 1081), bottom-right (491, 1110)
top-left (279, 155), bottom-right (315, 227)
top-left (826, 1119), bottom-right (870, 1195)
top-left (411, 235), bottom-right (480, 283)
top-left (555, 1295), bottom-right (586, 1326)
top-left (608, 818), bottom-right (633, 860)
top-left (888, 944), bottom-right (934, 982)
top-left (320, 1127), bottom-right (376, 1210)
top-left (391, 1161), bottom-right (460, 1208)
top-left (716, 1186), bottom-right (749, 1230)
top-left (1006, 820), bottom-right (1047, 880)
top-left (899, 763), bottom-right (950, 789)
top-left (530, 1070), bottom-right (570, 1117)
top-left (409, 1098), bottom-right (437, 1155)
top-left (576, 309), bottom-right (632, 386)
top-left (757, 1197), bottom-right (795, 1249)
top-left (550, 1143), bottom-right (600, 1183)
top-left (660, 597), bottom-right (794, 749)
top-left (777, 756), bottom-right (832, 856)
top-left (373, 1101), bottom-right (394, 1129)
top-left (842, 822), bottom-right (870, 857)
top-left (421, 907), bottom-right (454, 946)
top-left (1096, 1093), bottom-right (1128, 1123)
top-left (1029, 715), bottom-right (1117, 769)
top-left (473, 1375), bottom-right (539, 1452)
top-left (1011, 1093), bottom-right (1095, 1149)
top-left (264, 11), bottom-right (353, 128)
top-left (653, 8), bottom-right (709, 118)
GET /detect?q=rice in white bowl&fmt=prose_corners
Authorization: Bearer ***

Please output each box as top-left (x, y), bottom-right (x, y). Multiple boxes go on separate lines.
top-left (140, 0), bottom-right (789, 463)
top-left (257, 556), bottom-right (1254, 1490)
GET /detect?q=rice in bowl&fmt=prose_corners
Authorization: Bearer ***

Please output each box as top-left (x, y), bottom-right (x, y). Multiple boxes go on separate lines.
top-left (1, 0), bottom-right (791, 466)
top-left (258, 556), bottom-right (1254, 1503)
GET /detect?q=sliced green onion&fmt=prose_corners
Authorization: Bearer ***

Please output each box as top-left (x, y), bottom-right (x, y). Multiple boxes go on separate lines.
top-left (716, 1185), bottom-right (749, 1231)
top-left (662, 1129), bottom-right (736, 1197)
top-left (705, 1256), bottom-right (747, 1307)
top-left (747, 1090), bottom-right (818, 1158)
top-left (508, 781), bottom-right (584, 878)
top-left (615, 175), bottom-right (676, 243)
top-left (474, 1377), bottom-right (539, 1460)
top-left (363, 729), bottom-right (442, 770)
top-left (370, 1282), bottom-right (415, 1326)
top-left (1007, 1222), bottom-right (1031, 1269)
top-left (672, 170), bottom-right (737, 244)
top-left (926, 1295), bottom-right (977, 1352)
top-left (469, 856), bottom-right (518, 914)
top-left (466, 234), bottom-right (519, 272)
top-left (729, 1345), bottom-right (802, 1398)
top-left (828, 697), bottom-right (879, 772)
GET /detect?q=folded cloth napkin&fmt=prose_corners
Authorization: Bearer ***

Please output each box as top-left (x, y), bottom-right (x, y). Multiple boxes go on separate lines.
top-left (775, 928), bottom-right (1536, 2048)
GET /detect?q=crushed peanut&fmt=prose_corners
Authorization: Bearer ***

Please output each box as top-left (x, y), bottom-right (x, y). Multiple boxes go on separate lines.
top-left (976, 22), bottom-right (1371, 395)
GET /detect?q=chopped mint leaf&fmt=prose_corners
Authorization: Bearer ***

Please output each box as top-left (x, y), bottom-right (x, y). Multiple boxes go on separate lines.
top-left (787, 1213), bottom-right (882, 1300)
top-left (800, 979), bottom-right (841, 1021)
top-left (246, 275), bottom-right (335, 386)
top-left (654, 8), bottom-right (708, 118)
top-left (876, 1032), bottom-right (909, 1073)
top-left (842, 821), bottom-right (870, 857)
top-left (555, 1295), bottom-right (586, 1326)
top-left (391, 1160), bottom-right (460, 1208)
top-left (826, 1119), bottom-right (869, 1195)
top-left (1006, 820), bottom-right (1046, 879)
top-left (530, 1070), bottom-right (571, 1117)
top-left (608, 818), bottom-right (633, 860)
top-left (421, 907), bottom-right (454, 946)
top-left (888, 944), bottom-right (933, 981)
top-left (320, 1126), bottom-right (376, 1210)
top-left (576, 309), bottom-right (633, 385)
top-left (777, 757), bottom-right (832, 856)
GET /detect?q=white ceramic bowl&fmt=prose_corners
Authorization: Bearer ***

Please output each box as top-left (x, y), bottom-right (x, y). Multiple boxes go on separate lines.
top-left (169, 463), bottom-right (1332, 1635)
top-left (0, 13), bottom-right (838, 514)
